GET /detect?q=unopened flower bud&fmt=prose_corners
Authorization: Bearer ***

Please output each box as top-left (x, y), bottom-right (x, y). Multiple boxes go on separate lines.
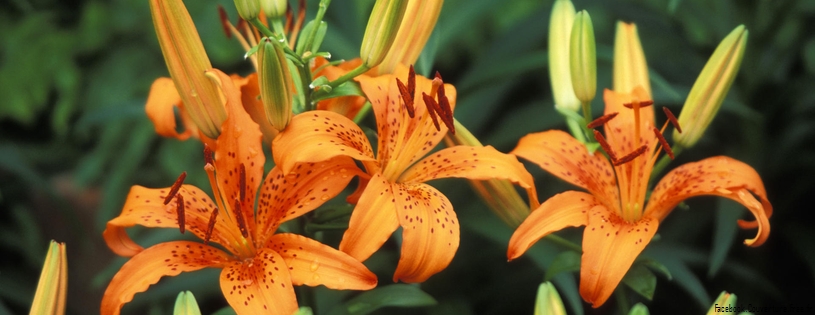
top-left (173, 291), bottom-right (202, 315)
top-left (613, 22), bottom-right (651, 98)
top-left (258, 38), bottom-right (294, 130)
top-left (233, 0), bottom-right (261, 21)
top-left (569, 10), bottom-right (597, 103)
top-left (534, 282), bottom-right (567, 315)
top-left (674, 25), bottom-right (748, 148)
top-left (260, 0), bottom-right (287, 19)
top-left (548, 0), bottom-right (580, 112)
top-left (29, 240), bottom-right (67, 315)
top-left (360, 0), bottom-right (409, 68)
top-left (376, 0), bottom-right (443, 75)
top-left (151, 0), bottom-right (226, 138)
top-left (706, 291), bottom-right (739, 315)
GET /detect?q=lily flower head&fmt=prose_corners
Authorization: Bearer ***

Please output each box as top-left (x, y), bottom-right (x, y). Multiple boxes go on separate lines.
top-left (273, 64), bottom-right (536, 282)
top-left (102, 70), bottom-right (375, 315)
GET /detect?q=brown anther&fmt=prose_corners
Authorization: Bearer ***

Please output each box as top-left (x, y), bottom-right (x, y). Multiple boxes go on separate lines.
top-left (623, 100), bottom-right (654, 109)
top-left (284, 5), bottom-right (293, 35)
top-left (593, 130), bottom-right (618, 162)
top-left (422, 92), bottom-right (441, 131)
top-left (408, 65), bottom-right (416, 100)
top-left (652, 127), bottom-right (675, 159)
top-left (204, 207), bottom-right (219, 245)
top-left (396, 78), bottom-right (415, 117)
top-left (613, 145), bottom-right (649, 166)
top-left (218, 6), bottom-right (232, 39)
top-left (176, 195), bottom-right (185, 234)
top-left (662, 107), bottom-right (682, 133)
top-left (204, 144), bottom-right (214, 165)
top-left (587, 112), bottom-right (619, 129)
top-left (431, 71), bottom-right (455, 134)
top-left (239, 163), bottom-right (247, 201)
top-left (164, 172), bottom-right (187, 205)
top-left (234, 199), bottom-right (249, 239)
top-left (236, 18), bottom-right (247, 36)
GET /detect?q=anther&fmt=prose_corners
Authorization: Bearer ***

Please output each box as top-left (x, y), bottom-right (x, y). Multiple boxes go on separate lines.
top-left (587, 112), bottom-right (619, 129)
top-left (164, 172), bottom-right (187, 205)
top-left (623, 100), bottom-right (654, 109)
top-left (239, 163), bottom-right (247, 202)
top-left (284, 5), bottom-right (293, 34)
top-left (593, 130), bottom-right (618, 162)
top-left (204, 144), bottom-right (214, 165)
top-left (218, 6), bottom-right (232, 39)
top-left (408, 65), bottom-right (416, 101)
top-left (396, 78), bottom-right (415, 117)
top-left (652, 127), bottom-right (675, 159)
top-left (204, 207), bottom-right (219, 245)
top-left (176, 195), bottom-right (185, 234)
top-left (422, 92), bottom-right (441, 131)
top-left (431, 71), bottom-right (455, 133)
top-left (234, 199), bottom-right (250, 239)
top-left (662, 107), bottom-right (682, 133)
top-left (613, 145), bottom-right (648, 166)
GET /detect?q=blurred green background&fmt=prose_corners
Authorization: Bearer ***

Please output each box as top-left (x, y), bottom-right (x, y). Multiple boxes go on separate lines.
top-left (1, 0), bottom-right (814, 314)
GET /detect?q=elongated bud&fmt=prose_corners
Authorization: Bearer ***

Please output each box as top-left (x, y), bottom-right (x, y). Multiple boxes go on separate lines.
top-left (29, 240), bottom-right (67, 315)
top-left (628, 303), bottom-right (650, 315)
top-left (234, 0), bottom-right (260, 21)
top-left (534, 282), bottom-right (566, 315)
top-left (674, 25), bottom-right (748, 148)
top-left (151, 0), bottom-right (226, 138)
top-left (548, 0), bottom-right (580, 111)
top-left (706, 291), bottom-right (739, 315)
top-left (258, 37), bottom-right (294, 130)
top-left (444, 119), bottom-right (536, 227)
top-left (376, 0), bottom-right (443, 75)
top-left (613, 22), bottom-right (651, 98)
top-left (569, 10), bottom-right (597, 103)
top-left (260, 0), bottom-right (287, 19)
top-left (173, 291), bottom-right (202, 315)
top-left (360, 0), bottom-right (409, 68)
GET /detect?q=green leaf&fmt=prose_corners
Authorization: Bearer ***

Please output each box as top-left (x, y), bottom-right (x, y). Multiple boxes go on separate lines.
top-left (708, 199), bottom-right (741, 277)
top-left (637, 257), bottom-right (672, 281)
top-left (327, 284), bottom-right (436, 315)
top-left (545, 251), bottom-right (581, 281)
top-left (211, 306), bottom-right (237, 315)
top-left (293, 306), bottom-right (314, 315)
top-left (296, 21), bottom-right (328, 55)
top-left (312, 81), bottom-right (365, 103)
top-left (621, 264), bottom-right (657, 301)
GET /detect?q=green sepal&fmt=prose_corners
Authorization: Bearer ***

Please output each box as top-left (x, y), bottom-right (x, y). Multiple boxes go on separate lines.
top-left (296, 21), bottom-right (328, 56)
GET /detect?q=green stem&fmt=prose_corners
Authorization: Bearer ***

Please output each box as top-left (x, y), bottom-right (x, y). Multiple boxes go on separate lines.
top-left (565, 116), bottom-right (587, 143)
top-left (300, 62), bottom-right (315, 110)
top-left (311, 64), bottom-right (371, 102)
top-left (544, 234), bottom-right (583, 253)
top-left (353, 101), bottom-right (373, 123)
top-left (250, 19), bottom-right (302, 63)
top-left (650, 145), bottom-right (683, 181)
top-left (301, 0), bottom-right (332, 55)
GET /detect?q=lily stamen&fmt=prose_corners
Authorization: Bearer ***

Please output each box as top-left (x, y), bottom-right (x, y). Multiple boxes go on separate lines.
top-left (176, 195), bottom-right (185, 234)
top-left (587, 112), bottom-right (619, 129)
top-left (163, 171), bottom-right (187, 204)
top-left (662, 107), bottom-right (682, 133)
top-left (593, 130), bottom-right (618, 162)
top-left (623, 100), bottom-right (654, 108)
top-left (421, 93), bottom-right (441, 130)
top-left (204, 207), bottom-right (219, 245)
top-left (396, 78), bottom-right (415, 117)
top-left (234, 199), bottom-right (250, 239)
top-left (613, 145), bottom-right (648, 166)
top-left (652, 127), bottom-right (674, 159)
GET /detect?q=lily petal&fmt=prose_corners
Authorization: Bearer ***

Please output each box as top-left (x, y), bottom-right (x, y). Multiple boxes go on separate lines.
top-left (580, 206), bottom-right (658, 308)
top-left (269, 233), bottom-right (377, 290)
top-left (339, 173), bottom-right (400, 262)
top-left (103, 185), bottom-right (238, 257)
top-left (236, 73), bottom-right (280, 144)
top-left (145, 77), bottom-right (193, 140)
top-left (101, 241), bottom-right (230, 315)
top-left (602, 88), bottom-right (656, 157)
top-left (314, 57), bottom-right (367, 119)
top-left (220, 248), bottom-right (297, 315)
top-left (272, 111), bottom-right (376, 174)
top-left (507, 191), bottom-right (597, 260)
top-left (645, 156), bottom-right (772, 246)
top-left (511, 130), bottom-right (618, 211)
top-left (393, 182), bottom-right (459, 283)
top-left (255, 156), bottom-right (363, 243)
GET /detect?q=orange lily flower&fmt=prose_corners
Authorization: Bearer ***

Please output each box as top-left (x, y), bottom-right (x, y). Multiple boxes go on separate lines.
top-left (102, 70), bottom-right (375, 315)
top-left (273, 64), bottom-right (536, 282)
top-left (507, 86), bottom-right (772, 307)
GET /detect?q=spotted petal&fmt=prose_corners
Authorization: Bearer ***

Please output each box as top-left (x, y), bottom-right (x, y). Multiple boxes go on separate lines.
top-left (268, 233), bottom-right (377, 290)
top-left (602, 88), bottom-right (657, 160)
top-left (220, 248), bottom-right (297, 315)
top-left (645, 156), bottom-right (772, 246)
top-left (339, 173), bottom-right (400, 262)
top-left (145, 77), bottom-right (195, 140)
top-left (580, 207), bottom-right (658, 308)
top-left (101, 241), bottom-right (230, 315)
top-left (507, 191), bottom-right (597, 261)
top-left (393, 182), bottom-right (459, 283)
top-left (235, 73), bottom-right (279, 144)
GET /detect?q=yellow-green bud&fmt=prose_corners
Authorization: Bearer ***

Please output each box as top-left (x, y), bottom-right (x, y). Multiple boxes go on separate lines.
top-left (258, 38), bottom-right (294, 130)
top-left (706, 291), bottom-right (738, 315)
top-left (628, 303), bottom-right (650, 315)
top-left (613, 22), bottom-right (651, 98)
top-left (260, 0), bottom-right (287, 19)
top-left (376, 0), bottom-right (444, 75)
top-left (548, 0), bottom-right (580, 112)
top-left (173, 291), bottom-right (202, 315)
top-left (233, 0), bottom-right (261, 21)
top-left (674, 25), bottom-right (748, 148)
top-left (534, 282), bottom-right (567, 315)
top-left (29, 240), bottom-right (67, 315)
top-left (360, 0), bottom-right (409, 68)
top-left (569, 10), bottom-right (597, 103)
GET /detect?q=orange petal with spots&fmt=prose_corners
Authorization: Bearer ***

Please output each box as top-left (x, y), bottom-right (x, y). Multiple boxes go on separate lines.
top-left (145, 77), bottom-right (193, 140)
top-left (101, 241), bottom-right (230, 315)
top-left (255, 157), bottom-right (363, 243)
top-left (103, 185), bottom-right (239, 257)
top-left (580, 207), bottom-right (658, 308)
top-left (602, 88), bottom-right (657, 156)
top-left (268, 233), bottom-right (377, 290)
top-left (511, 130), bottom-right (619, 210)
top-left (220, 248), bottom-right (297, 315)
top-left (212, 69), bottom-right (265, 233)
top-left (393, 182), bottom-right (459, 283)
top-left (645, 156), bottom-right (772, 246)
top-left (236, 73), bottom-right (280, 144)
top-left (507, 191), bottom-right (596, 260)
top-left (272, 110), bottom-right (376, 174)
top-left (356, 64), bottom-right (457, 169)
top-left (339, 173), bottom-right (400, 262)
